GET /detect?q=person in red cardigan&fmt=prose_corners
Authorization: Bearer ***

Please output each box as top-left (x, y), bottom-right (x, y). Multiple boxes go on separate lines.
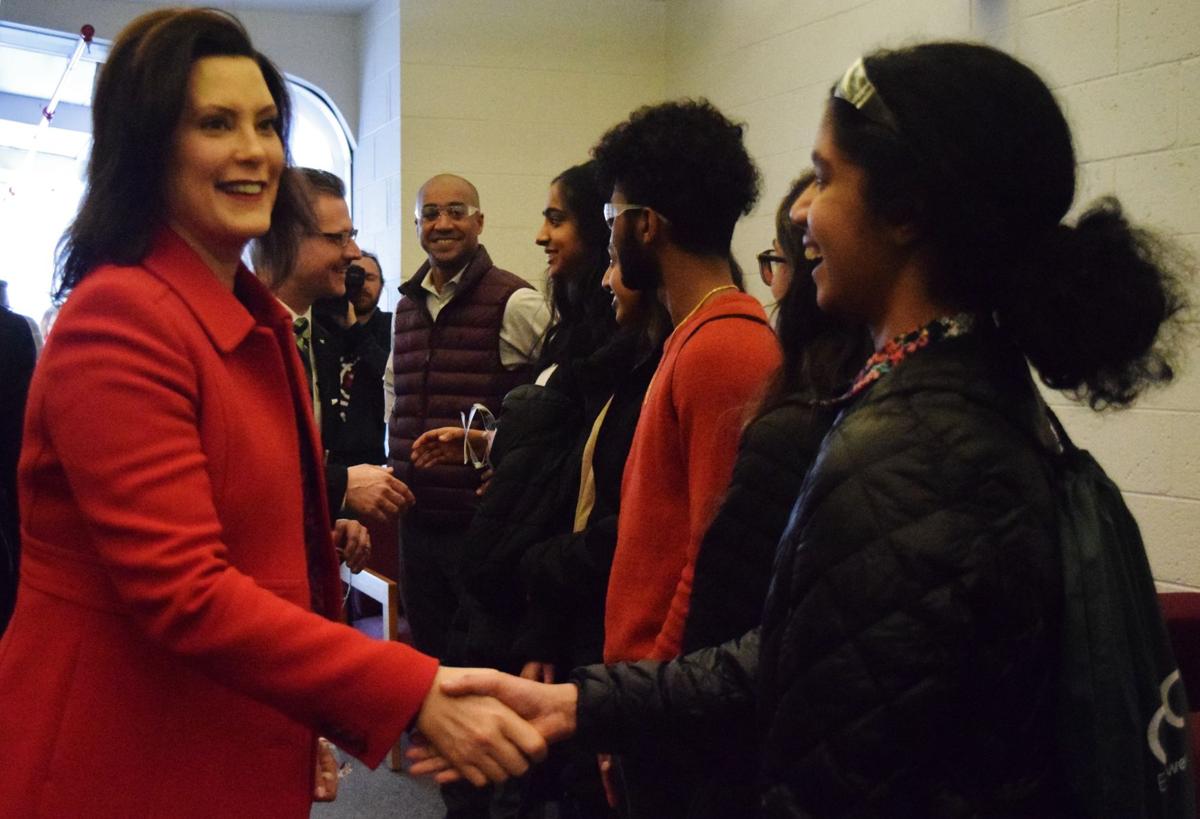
top-left (0, 10), bottom-right (542, 817)
top-left (593, 100), bottom-right (781, 816)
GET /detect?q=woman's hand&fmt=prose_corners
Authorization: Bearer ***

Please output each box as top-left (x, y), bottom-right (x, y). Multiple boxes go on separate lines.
top-left (412, 667), bottom-right (548, 787)
top-left (519, 660), bottom-right (556, 684)
top-left (313, 738), bottom-right (339, 802)
top-left (408, 669), bottom-right (578, 784)
top-left (332, 519), bottom-right (371, 573)
top-left (476, 467), bottom-right (494, 496)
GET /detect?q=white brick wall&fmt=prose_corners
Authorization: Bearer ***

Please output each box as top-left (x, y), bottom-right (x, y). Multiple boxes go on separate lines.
top-left (346, 0), bottom-right (1196, 587)
top-left (658, 0), bottom-right (1200, 588)
top-left (396, 0), bottom-right (667, 289)
top-left (354, 0), bottom-right (402, 311)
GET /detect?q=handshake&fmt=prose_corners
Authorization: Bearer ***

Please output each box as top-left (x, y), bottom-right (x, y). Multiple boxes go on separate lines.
top-left (409, 667), bottom-right (580, 786)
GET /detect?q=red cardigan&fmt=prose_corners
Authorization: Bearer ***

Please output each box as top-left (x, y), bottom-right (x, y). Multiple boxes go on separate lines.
top-left (603, 292), bottom-right (780, 663)
top-left (0, 229), bottom-right (438, 818)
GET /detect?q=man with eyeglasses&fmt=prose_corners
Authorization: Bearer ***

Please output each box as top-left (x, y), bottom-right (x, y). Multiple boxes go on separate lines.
top-left (257, 169), bottom-right (414, 567)
top-left (590, 100), bottom-right (781, 818)
top-left (386, 173), bottom-right (549, 670)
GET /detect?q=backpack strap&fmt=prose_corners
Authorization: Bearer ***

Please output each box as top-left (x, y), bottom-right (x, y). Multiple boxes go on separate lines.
top-left (1027, 383), bottom-right (1075, 458)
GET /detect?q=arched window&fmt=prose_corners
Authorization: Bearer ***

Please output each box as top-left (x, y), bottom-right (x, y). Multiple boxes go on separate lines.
top-left (0, 21), bottom-right (354, 327)
top-left (289, 77), bottom-right (355, 196)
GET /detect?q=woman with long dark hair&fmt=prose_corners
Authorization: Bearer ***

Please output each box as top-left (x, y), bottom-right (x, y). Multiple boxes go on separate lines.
top-left (413, 162), bottom-right (669, 817)
top-left (419, 42), bottom-right (1188, 819)
top-left (412, 161), bottom-right (619, 677)
top-left (0, 9), bottom-right (542, 816)
top-left (532, 161), bottom-right (619, 381)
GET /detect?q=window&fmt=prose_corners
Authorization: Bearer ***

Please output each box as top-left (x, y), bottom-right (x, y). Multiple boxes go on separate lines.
top-left (0, 21), bottom-right (354, 325)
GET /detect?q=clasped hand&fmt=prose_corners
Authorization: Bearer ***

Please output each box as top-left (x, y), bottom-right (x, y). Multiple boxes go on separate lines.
top-left (408, 667), bottom-right (578, 785)
top-left (344, 464), bottom-right (414, 523)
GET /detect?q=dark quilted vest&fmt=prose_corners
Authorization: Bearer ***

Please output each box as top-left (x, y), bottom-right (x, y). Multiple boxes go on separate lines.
top-left (388, 246), bottom-right (534, 527)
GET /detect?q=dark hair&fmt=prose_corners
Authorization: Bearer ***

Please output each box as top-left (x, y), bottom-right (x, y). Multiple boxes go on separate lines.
top-left (591, 99), bottom-right (760, 257)
top-left (299, 167), bottom-right (345, 198)
top-left (756, 171), bottom-right (871, 418)
top-left (729, 254), bottom-right (746, 292)
top-left (831, 42), bottom-right (1187, 408)
top-left (535, 161), bottom-right (617, 372)
top-left (360, 250), bottom-right (383, 283)
top-left (251, 167), bottom-right (332, 285)
top-left (55, 8), bottom-right (311, 299)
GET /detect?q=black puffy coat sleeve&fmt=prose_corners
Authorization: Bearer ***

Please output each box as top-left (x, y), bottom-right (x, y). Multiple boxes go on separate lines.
top-left (458, 385), bottom-right (579, 611)
top-left (756, 338), bottom-right (1062, 818)
top-left (571, 628), bottom-right (760, 754)
top-left (512, 511), bottom-right (617, 662)
top-left (683, 400), bottom-right (834, 652)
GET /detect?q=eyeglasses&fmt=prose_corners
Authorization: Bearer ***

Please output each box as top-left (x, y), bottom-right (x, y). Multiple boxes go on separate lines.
top-left (460, 403), bottom-right (497, 469)
top-left (417, 204), bottom-right (481, 222)
top-left (756, 249), bottom-right (789, 287)
top-left (318, 229), bottom-right (358, 248)
top-left (603, 202), bottom-right (648, 229)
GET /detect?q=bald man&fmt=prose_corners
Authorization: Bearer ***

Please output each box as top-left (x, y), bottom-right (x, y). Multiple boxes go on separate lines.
top-left (386, 174), bottom-right (549, 661)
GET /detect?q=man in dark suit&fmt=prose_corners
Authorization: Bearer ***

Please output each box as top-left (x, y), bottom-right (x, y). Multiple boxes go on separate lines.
top-left (258, 169), bottom-right (413, 533)
top-left (0, 297), bottom-right (36, 633)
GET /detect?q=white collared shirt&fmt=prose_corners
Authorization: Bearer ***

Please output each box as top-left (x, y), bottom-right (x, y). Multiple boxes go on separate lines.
top-left (277, 300), bottom-right (321, 429)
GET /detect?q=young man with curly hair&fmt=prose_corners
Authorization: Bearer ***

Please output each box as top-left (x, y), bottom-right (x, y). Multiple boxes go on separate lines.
top-left (594, 100), bottom-right (781, 818)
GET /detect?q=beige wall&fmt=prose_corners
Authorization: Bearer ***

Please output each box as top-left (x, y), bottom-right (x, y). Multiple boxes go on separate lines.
top-left (12, 0), bottom-right (1194, 587)
top-left (659, 0), bottom-right (1200, 589)
top-left (355, 0), bottom-right (402, 309)
top-left (397, 0), bottom-right (667, 292)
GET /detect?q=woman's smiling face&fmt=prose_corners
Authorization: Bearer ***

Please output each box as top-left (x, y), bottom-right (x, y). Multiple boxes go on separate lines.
top-left (792, 105), bottom-right (907, 329)
top-left (164, 55), bottom-right (283, 268)
top-left (535, 180), bottom-right (586, 281)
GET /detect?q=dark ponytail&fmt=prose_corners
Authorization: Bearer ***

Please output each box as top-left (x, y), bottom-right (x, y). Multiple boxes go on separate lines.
top-left (1000, 198), bottom-right (1186, 408)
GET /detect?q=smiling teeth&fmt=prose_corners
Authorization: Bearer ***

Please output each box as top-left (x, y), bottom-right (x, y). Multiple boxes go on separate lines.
top-left (804, 246), bottom-right (822, 261)
top-left (222, 182), bottom-right (264, 194)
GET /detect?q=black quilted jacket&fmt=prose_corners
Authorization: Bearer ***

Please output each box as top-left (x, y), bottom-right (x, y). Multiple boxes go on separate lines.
top-left (683, 398), bottom-right (837, 654)
top-left (575, 330), bottom-right (1073, 818)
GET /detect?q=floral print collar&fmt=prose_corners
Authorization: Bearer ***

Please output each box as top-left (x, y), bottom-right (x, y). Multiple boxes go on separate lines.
top-left (830, 313), bottom-right (976, 405)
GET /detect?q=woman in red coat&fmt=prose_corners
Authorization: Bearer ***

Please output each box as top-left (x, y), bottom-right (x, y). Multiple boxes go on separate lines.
top-left (0, 9), bottom-right (543, 817)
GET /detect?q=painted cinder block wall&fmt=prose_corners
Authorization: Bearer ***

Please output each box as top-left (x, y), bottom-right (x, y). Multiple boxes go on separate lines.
top-left (370, 0), bottom-right (1196, 586)
top-left (394, 0), bottom-right (667, 297)
top-left (354, 0), bottom-right (403, 311)
top-left (660, 0), bottom-right (1200, 588)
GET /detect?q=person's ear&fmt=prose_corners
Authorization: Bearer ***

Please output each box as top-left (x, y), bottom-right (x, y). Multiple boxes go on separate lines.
top-left (879, 195), bottom-right (924, 248)
top-left (641, 209), bottom-right (665, 246)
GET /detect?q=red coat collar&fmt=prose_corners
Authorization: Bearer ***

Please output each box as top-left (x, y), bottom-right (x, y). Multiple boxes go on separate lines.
top-left (140, 227), bottom-right (291, 354)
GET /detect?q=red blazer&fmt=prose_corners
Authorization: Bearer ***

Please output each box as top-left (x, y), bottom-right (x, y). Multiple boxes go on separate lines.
top-left (0, 229), bottom-right (438, 817)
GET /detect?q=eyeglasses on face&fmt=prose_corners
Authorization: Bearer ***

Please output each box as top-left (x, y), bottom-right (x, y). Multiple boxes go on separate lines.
top-left (756, 249), bottom-right (789, 287)
top-left (417, 203), bottom-right (481, 222)
top-left (318, 229), bottom-right (359, 248)
top-left (603, 202), bottom-right (649, 230)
